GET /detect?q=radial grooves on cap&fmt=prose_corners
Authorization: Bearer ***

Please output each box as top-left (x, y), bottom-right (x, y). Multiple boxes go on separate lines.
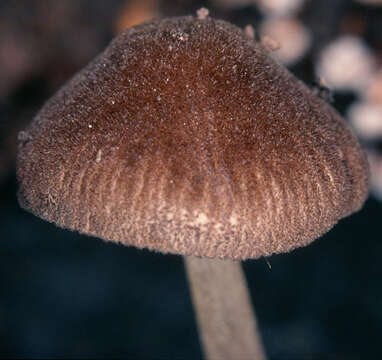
top-left (71, 145), bottom-right (91, 230)
top-left (55, 163), bottom-right (74, 226)
top-left (95, 163), bottom-right (112, 239)
top-left (17, 15), bottom-right (369, 259)
top-left (102, 165), bottom-right (120, 238)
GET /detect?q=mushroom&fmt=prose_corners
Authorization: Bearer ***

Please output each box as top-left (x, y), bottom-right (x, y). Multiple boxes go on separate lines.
top-left (316, 35), bottom-right (376, 93)
top-left (17, 11), bottom-right (369, 360)
top-left (259, 17), bottom-right (311, 66)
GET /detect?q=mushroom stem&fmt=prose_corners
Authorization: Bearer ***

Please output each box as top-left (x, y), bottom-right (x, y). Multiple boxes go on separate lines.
top-left (184, 256), bottom-right (267, 360)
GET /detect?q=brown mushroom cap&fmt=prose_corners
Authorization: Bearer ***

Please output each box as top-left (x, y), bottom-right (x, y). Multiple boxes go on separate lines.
top-left (17, 15), bottom-right (369, 260)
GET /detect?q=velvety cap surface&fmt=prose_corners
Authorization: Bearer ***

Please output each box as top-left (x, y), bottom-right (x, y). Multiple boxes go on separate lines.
top-left (17, 15), bottom-right (369, 259)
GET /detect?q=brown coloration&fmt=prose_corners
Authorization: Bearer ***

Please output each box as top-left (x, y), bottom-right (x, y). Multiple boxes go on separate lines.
top-left (196, 8), bottom-right (209, 20)
top-left (114, 0), bottom-right (159, 34)
top-left (260, 35), bottom-right (281, 52)
top-left (244, 24), bottom-right (255, 40)
top-left (17, 16), bottom-right (369, 260)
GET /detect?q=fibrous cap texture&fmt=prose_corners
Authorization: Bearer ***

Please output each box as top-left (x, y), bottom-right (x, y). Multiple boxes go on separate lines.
top-left (17, 15), bottom-right (369, 260)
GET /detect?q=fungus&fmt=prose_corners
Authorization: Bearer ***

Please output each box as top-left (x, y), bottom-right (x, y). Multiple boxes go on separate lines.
top-left (114, 0), bottom-right (159, 34)
top-left (260, 17), bottom-right (311, 65)
top-left (255, 0), bottom-right (306, 17)
top-left (17, 12), bottom-right (368, 360)
top-left (316, 35), bottom-right (376, 93)
top-left (348, 101), bottom-right (382, 140)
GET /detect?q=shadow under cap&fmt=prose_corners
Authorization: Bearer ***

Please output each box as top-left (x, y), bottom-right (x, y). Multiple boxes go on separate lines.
top-left (17, 15), bottom-right (369, 260)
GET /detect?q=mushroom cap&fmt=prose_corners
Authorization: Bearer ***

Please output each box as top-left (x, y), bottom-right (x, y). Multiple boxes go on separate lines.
top-left (17, 15), bottom-right (369, 260)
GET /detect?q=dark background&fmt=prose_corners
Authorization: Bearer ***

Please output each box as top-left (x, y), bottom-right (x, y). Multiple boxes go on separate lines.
top-left (1, 0), bottom-right (382, 359)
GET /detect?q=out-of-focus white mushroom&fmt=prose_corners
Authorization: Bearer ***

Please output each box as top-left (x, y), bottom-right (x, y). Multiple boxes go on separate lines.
top-left (348, 101), bottom-right (382, 140)
top-left (255, 0), bottom-right (306, 16)
top-left (260, 17), bottom-right (311, 65)
top-left (316, 36), bottom-right (376, 93)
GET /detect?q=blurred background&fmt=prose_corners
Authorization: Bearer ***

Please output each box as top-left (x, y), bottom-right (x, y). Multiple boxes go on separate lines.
top-left (1, 0), bottom-right (382, 358)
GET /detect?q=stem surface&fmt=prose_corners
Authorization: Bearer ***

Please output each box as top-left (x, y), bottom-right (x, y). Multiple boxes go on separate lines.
top-left (184, 256), bottom-right (267, 360)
